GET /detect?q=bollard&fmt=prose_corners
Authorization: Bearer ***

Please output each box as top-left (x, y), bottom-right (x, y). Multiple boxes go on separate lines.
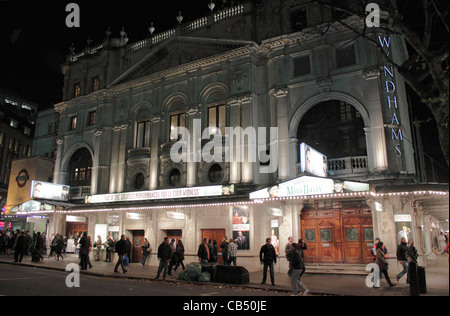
top-left (409, 262), bottom-right (420, 296)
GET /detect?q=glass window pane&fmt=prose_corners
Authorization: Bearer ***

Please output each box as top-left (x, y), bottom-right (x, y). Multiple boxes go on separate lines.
top-left (346, 228), bottom-right (359, 241)
top-left (209, 107), bottom-right (217, 129)
top-left (320, 229), bottom-right (332, 242)
top-left (218, 105), bottom-right (226, 134)
top-left (179, 114), bottom-right (186, 129)
top-left (136, 122), bottom-right (144, 148)
top-left (304, 229), bottom-right (315, 242)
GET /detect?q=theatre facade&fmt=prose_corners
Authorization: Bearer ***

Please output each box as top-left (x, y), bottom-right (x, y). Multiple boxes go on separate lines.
top-left (12, 1), bottom-right (446, 273)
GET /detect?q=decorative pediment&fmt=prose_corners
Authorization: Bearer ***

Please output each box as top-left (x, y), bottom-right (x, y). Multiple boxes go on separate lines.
top-left (110, 36), bottom-right (254, 87)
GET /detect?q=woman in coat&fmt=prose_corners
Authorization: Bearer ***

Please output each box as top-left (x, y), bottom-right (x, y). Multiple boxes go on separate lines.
top-left (406, 239), bottom-right (418, 284)
top-left (374, 242), bottom-right (396, 288)
top-left (174, 240), bottom-right (186, 271)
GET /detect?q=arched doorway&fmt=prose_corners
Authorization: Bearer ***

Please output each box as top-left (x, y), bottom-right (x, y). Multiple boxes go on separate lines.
top-left (68, 148), bottom-right (93, 187)
top-left (296, 100), bottom-right (368, 177)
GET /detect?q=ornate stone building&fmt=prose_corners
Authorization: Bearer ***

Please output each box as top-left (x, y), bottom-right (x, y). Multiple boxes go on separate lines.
top-left (32, 1), bottom-right (447, 272)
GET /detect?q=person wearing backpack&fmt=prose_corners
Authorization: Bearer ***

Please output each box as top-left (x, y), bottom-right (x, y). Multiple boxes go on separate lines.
top-left (396, 237), bottom-right (408, 282)
top-left (372, 237), bottom-right (387, 261)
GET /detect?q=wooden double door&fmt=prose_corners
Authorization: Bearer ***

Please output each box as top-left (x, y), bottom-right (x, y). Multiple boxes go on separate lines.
top-left (301, 209), bottom-right (374, 264)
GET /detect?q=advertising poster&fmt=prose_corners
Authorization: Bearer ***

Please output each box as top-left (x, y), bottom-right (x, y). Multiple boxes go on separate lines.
top-left (300, 143), bottom-right (328, 177)
top-left (394, 214), bottom-right (414, 244)
top-left (232, 208), bottom-right (250, 250)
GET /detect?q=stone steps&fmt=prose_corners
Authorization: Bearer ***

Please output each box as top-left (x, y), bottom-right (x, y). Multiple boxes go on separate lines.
top-left (305, 263), bottom-right (368, 275)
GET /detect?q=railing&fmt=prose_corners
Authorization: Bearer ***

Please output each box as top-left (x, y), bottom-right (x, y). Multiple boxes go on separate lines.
top-left (127, 147), bottom-right (151, 160)
top-left (69, 4), bottom-right (247, 62)
top-left (69, 186), bottom-right (91, 200)
top-left (328, 156), bottom-right (368, 176)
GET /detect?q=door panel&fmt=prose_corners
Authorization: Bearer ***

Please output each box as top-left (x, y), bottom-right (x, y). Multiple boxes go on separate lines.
top-left (131, 230), bottom-right (144, 263)
top-left (301, 209), bottom-right (373, 264)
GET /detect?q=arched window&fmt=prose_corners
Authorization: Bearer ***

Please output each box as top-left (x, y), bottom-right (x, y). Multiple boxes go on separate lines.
top-left (68, 148), bottom-right (93, 187)
top-left (169, 101), bottom-right (186, 142)
top-left (297, 100), bottom-right (366, 159)
top-left (207, 91), bottom-right (226, 135)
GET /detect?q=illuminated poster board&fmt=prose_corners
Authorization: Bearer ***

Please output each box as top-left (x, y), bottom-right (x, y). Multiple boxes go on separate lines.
top-left (300, 143), bottom-right (328, 177)
top-left (31, 181), bottom-right (70, 202)
top-left (232, 207), bottom-right (250, 250)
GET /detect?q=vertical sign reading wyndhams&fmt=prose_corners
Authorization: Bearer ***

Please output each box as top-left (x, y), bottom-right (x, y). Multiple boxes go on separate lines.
top-left (378, 36), bottom-right (404, 158)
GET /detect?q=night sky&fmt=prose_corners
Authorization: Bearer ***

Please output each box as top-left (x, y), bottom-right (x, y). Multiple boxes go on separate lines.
top-left (0, 0), bottom-right (211, 108)
top-left (0, 0), bottom-right (447, 177)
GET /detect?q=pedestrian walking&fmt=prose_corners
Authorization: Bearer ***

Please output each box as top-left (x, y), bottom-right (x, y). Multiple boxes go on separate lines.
top-left (55, 234), bottom-right (64, 261)
top-left (290, 243), bottom-right (310, 296)
top-left (396, 237), bottom-right (408, 283)
top-left (156, 237), bottom-right (172, 280)
top-left (114, 235), bottom-right (128, 274)
top-left (406, 239), bottom-right (418, 284)
top-left (141, 238), bottom-right (151, 266)
top-left (227, 239), bottom-right (238, 266)
top-left (174, 240), bottom-right (185, 271)
top-left (372, 237), bottom-right (387, 261)
top-left (259, 238), bottom-right (277, 286)
top-left (34, 232), bottom-right (44, 262)
top-left (374, 241), bottom-right (396, 288)
top-left (13, 232), bottom-right (26, 263)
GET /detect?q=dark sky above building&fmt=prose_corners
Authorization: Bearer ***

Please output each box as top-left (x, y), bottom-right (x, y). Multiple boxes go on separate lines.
top-left (0, 0), bottom-right (447, 177)
top-left (0, 0), bottom-right (212, 108)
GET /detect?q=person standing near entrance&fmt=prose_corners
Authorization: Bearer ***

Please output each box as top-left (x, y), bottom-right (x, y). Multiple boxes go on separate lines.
top-left (227, 239), bottom-right (238, 266)
top-left (220, 236), bottom-right (229, 265)
top-left (197, 238), bottom-right (210, 264)
top-left (114, 234), bottom-right (128, 274)
top-left (156, 237), bottom-right (172, 280)
top-left (396, 237), bottom-right (408, 283)
top-left (79, 232), bottom-right (89, 270)
top-left (141, 238), bottom-right (151, 266)
top-left (260, 238), bottom-right (277, 286)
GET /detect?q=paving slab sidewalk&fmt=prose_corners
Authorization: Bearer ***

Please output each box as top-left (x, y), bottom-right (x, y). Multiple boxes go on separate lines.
top-left (0, 253), bottom-right (448, 296)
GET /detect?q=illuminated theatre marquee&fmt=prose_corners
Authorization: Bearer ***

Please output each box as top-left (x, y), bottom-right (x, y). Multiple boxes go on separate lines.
top-left (85, 185), bottom-right (234, 204)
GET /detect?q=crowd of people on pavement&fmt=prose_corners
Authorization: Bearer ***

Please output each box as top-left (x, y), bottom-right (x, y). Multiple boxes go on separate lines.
top-left (1, 228), bottom-right (448, 296)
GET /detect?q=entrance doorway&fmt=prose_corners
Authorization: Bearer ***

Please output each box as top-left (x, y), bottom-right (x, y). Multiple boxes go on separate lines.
top-left (130, 230), bottom-right (145, 263)
top-left (301, 209), bottom-right (373, 264)
top-left (201, 229), bottom-right (226, 264)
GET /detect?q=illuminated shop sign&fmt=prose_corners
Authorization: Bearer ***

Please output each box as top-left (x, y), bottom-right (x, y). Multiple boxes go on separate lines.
top-left (300, 143), bottom-right (328, 178)
top-left (31, 181), bottom-right (70, 202)
top-left (86, 185), bottom-right (234, 204)
top-left (249, 176), bottom-right (369, 200)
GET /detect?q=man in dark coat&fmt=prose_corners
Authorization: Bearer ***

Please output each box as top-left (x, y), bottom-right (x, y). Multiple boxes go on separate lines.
top-left (79, 232), bottom-right (89, 270)
top-left (396, 237), bottom-right (408, 282)
top-left (259, 238), bottom-right (277, 286)
top-left (14, 232), bottom-right (27, 263)
top-left (156, 237), bottom-right (172, 280)
top-left (197, 238), bottom-right (210, 263)
top-left (114, 234), bottom-right (128, 274)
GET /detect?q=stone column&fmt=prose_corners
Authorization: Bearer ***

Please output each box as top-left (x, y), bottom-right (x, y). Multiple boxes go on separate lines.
top-left (186, 106), bottom-right (201, 187)
top-left (149, 115), bottom-right (162, 190)
top-left (227, 97), bottom-right (241, 184)
top-left (271, 87), bottom-right (290, 182)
